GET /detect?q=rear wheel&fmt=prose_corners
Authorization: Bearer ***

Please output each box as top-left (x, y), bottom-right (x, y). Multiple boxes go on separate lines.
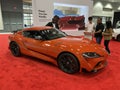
top-left (10, 42), bottom-right (21, 57)
top-left (57, 53), bottom-right (80, 74)
top-left (117, 34), bottom-right (120, 41)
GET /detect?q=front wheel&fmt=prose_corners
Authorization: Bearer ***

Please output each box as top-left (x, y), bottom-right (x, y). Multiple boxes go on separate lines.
top-left (9, 42), bottom-right (21, 57)
top-left (57, 53), bottom-right (80, 74)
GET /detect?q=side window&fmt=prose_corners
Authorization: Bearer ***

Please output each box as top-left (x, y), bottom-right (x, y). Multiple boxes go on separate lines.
top-left (23, 30), bottom-right (44, 40)
top-left (23, 31), bottom-right (31, 38)
top-left (23, 31), bottom-right (37, 38)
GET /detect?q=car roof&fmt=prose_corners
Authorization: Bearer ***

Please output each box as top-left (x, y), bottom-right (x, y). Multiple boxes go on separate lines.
top-left (23, 26), bottom-right (53, 31)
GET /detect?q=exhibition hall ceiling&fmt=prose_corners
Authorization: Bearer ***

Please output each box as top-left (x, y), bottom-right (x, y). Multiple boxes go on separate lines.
top-left (93, 0), bottom-right (120, 2)
top-left (23, 0), bottom-right (120, 3)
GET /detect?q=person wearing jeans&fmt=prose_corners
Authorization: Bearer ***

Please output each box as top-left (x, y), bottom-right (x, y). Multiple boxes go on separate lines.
top-left (94, 17), bottom-right (104, 44)
top-left (96, 36), bottom-right (103, 44)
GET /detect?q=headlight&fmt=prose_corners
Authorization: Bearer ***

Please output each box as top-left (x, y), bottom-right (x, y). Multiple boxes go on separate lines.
top-left (82, 52), bottom-right (101, 58)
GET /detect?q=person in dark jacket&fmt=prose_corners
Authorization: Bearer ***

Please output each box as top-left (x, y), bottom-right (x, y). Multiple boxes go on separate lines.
top-left (46, 15), bottom-right (60, 29)
top-left (94, 17), bottom-right (104, 44)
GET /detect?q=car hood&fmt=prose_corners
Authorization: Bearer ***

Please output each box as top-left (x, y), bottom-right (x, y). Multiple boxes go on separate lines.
top-left (50, 36), bottom-right (105, 53)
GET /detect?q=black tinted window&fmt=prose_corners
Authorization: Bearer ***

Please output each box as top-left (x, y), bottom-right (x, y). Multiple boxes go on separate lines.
top-left (23, 31), bottom-right (41, 39)
top-left (22, 28), bottom-right (67, 40)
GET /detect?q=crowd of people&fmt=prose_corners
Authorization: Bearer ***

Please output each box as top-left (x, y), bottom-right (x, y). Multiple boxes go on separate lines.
top-left (45, 15), bottom-right (113, 55)
top-left (84, 16), bottom-right (113, 55)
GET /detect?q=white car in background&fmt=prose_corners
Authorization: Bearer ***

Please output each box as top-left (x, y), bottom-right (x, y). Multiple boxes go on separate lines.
top-left (113, 27), bottom-right (120, 41)
top-left (116, 21), bottom-right (120, 28)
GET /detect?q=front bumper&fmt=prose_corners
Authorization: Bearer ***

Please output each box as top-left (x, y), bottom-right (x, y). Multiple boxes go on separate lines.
top-left (92, 60), bottom-right (107, 72)
top-left (81, 57), bottom-right (108, 72)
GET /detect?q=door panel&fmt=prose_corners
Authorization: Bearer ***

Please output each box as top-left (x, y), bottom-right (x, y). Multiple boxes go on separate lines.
top-left (23, 37), bottom-right (49, 55)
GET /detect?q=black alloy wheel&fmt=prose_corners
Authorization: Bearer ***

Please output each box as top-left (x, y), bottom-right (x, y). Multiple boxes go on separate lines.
top-left (117, 34), bottom-right (120, 42)
top-left (10, 42), bottom-right (21, 57)
top-left (57, 53), bottom-right (80, 74)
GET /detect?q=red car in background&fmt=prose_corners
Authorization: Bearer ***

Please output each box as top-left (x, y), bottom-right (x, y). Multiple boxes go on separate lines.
top-left (59, 15), bottom-right (85, 30)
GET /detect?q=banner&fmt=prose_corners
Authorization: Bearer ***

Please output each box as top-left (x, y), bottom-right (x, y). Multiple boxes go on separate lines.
top-left (32, 0), bottom-right (53, 26)
top-left (32, 0), bottom-right (93, 30)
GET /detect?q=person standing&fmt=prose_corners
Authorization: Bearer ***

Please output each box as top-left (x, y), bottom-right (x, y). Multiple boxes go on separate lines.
top-left (46, 15), bottom-right (60, 29)
top-left (102, 21), bottom-right (113, 54)
top-left (84, 16), bottom-right (95, 40)
top-left (94, 17), bottom-right (104, 44)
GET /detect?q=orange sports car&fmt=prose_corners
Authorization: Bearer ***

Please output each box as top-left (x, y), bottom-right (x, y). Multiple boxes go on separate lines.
top-left (8, 26), bottom-right (108, 74)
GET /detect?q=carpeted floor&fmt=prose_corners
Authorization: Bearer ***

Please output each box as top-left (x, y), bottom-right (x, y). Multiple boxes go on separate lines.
top-left (0, 34), bottom-right (120, 90)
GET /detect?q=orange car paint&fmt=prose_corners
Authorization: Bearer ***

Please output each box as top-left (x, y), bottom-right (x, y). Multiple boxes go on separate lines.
top-left (9, 26), bottom-right (108, 72)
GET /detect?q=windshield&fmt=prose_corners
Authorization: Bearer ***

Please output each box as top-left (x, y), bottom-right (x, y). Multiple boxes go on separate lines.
top-left (40, 28), bottom-right (67, 40)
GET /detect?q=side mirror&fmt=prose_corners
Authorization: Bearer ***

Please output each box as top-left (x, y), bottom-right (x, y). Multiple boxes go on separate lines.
top-left (35, 36), bottom-right (42, 40)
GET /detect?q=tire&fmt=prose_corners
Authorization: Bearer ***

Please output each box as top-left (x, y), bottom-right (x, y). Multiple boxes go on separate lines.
top-left (117, 34), bottom-right (120, 42)
top-left (57, 53), bottom-right (80, 74)
top-left (10, 42), bottom-right (21, 57)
